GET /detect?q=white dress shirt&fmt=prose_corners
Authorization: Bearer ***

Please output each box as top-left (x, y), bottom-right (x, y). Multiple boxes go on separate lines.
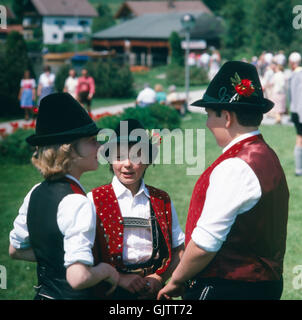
top-left (9, 175), bottom-right (96, 267)
top-left (191, 131), bottom-right (262, 252)
top-left (136, 87), bottom-right (156, 105)
top-left (38, 73), bottom-right (55, 88)
top-left (87, 176), bottom-right (185, 265)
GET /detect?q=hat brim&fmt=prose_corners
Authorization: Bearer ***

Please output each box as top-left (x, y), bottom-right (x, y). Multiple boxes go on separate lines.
top-left (191, 98), bottom-right (274, 114)
top-left (26, 123), bottom-right (101, 146)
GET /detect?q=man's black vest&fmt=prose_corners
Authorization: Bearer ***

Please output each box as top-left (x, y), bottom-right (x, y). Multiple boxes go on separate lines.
top-left (27, 178), bottom-right (92, 299)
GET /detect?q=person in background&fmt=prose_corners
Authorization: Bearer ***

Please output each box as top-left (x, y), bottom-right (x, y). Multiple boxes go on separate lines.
top-left (64, 68), bottom-right (78, 99)
top-left (19, 70), bottom-right (36, 120)
top-left (166, 85), bottom-right (179, 105)
top-left (288, 52), bottom-right (302, 176)
top-left (208, 49), bottom-right (221, 81)
top-left (136, 83), bottom-right (156, 108)
top-left (76, 68), bottom-right (95, 114)
top-left (37, 65), bottom-right (55, 105)
top-left (261, 63), bottom-right (274, 100)
top-left (154, 84), bottom-right (167, 105)
top-left (268, 63), bottom-right (287, 124)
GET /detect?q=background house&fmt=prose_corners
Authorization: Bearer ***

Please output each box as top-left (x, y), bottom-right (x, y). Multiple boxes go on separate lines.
top-left (92, 1), bottom-right (222, 66)
top-left (0, 5), bottom-right (23, 42)
top-left (22, 0), bottom-right (97, 44)
top-left (115, 0), bottom-right (212, 20)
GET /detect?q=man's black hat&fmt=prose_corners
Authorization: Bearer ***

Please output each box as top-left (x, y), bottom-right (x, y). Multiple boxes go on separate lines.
top-left (102, 118), bottom-right (158, 163)
top-left (26, 93), bottom-right (100, 146)
top-left (191, 61), bottom-right (274, 113)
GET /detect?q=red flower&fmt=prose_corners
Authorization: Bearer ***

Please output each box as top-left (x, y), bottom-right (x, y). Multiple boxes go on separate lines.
top-left (10, 122), bottom-right (19, 132)
top-left (234, 80), bottom-right (255, 97)
top-left (231, 73), bottom-right (257, 100)
top-left (0, 128), bottom-right (7, 137)
top-left (241, 79), bottom-right (252, 87)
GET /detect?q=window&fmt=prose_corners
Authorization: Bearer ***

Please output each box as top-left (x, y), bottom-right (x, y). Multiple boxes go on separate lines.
top-left (53, 33), bottom-right (58, 39)
top-left (54, 20), bottom-right (65, 28)
top-left (79, 20), bottom-right (88, 27)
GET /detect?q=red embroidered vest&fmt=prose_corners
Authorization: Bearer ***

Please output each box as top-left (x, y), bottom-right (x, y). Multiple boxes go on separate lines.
top-left (92, 184), bottom-right (173, 275)
top-left (186, 135), bottom-right (289, 281)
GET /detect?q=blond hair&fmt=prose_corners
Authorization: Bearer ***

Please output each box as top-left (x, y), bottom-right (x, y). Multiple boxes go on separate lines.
top-left (154, 84), bottom-right (163, 92)
top-left (31, 143), bottom-right (76, 180)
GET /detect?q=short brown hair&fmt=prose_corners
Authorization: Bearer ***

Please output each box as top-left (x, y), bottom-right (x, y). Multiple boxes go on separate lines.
top-left (213, 109), bottom-right (263, 127)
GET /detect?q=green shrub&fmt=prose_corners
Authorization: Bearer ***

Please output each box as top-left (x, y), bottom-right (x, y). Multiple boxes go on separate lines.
top-left (0, 104), bottom-right (180, 164)
top-left (166, 64), bottom-right (209, 87)
top-left (55, 64), bottom-right (72, 92)
top-left (85, 59), bottom-right (135, 98)
top-left (96, 104), bottom-right (180, 132)
top-left (0, 129), bottom-right (34, 164)
top-left (96, 114), bottom-right (122, 131)
top-left (149, 104), bottom-right (180, 130)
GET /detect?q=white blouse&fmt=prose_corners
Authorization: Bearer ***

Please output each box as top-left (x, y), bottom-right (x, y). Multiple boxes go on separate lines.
top-left (191, 131), bottom-right (262, 252)
top-left (9, 175), bottom-right (96, 268)
top-left (87, 176), bottom-right (185, 265)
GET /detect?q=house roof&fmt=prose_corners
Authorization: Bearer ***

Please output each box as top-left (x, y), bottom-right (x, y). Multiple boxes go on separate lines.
top-left (0, 25), bottom-right (23, 34)
top-left (115, 1), bottom-right (212, 19)
top-left (4, 6), bottom-right (16, 19)
top-left (93, 12), bottom-right (222, 41)
top-left (30, 0), bottom-right (97, 17)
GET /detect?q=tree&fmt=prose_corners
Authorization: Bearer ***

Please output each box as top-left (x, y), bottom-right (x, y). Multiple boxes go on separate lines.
top-left (219, 0), bottom-right (247, 59)
top-left (12, 0), bottom-right (32, 23)
top-left (249, 0), bottom-right (293, 55)
top-left (169, 32), bottom-right (184, 66)
top-left (92, 4), bottom-right (116, 33)
top-left (0, 31), bottom-right (32, 116)
top-left (202, 0), bottom-right (226, 14)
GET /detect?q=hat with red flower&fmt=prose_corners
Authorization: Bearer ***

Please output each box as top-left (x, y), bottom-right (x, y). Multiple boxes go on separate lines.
top-left (191, 61), bottom-right (274, 113)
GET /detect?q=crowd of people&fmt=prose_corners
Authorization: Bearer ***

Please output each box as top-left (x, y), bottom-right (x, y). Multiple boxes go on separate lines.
top-left (136, 83), bottom-right (183, 108)
top-left (19, 66), bottom-right (95, 120)
top-left (186, 48), bottom-right (222, 81)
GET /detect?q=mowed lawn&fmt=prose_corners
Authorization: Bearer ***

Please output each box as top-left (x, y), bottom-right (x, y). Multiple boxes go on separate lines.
top-left (0, 112), bottom-right (302, 300)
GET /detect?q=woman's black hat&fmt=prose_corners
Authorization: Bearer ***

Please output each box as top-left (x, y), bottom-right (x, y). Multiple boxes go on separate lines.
top-left (191, 61), bottom-right (274, 113)
top-left (26, 93), bottom-right (100, 146)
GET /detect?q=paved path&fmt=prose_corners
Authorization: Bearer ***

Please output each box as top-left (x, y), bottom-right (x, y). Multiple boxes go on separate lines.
top-left (0, 89), bottom-right (293, 136)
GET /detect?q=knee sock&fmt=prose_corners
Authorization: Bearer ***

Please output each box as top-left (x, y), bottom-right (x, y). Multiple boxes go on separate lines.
top-left (294, 146), bottom-right (302, 175)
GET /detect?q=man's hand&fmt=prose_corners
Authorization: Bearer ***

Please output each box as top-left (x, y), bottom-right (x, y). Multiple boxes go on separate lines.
top-left (118, 273), bottom-right (148, 294)
top-left (138, 274), bottom-right (163, 299)
top-left (157, 278), bottom-right (185, 300)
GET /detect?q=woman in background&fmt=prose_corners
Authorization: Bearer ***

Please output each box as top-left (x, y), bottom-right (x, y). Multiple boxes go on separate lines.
top-left (19, 70), bottom-right (36, 120)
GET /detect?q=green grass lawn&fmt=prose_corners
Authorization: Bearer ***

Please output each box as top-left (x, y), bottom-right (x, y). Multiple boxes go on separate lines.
top-left (0, 112), bottom-right (302, 299)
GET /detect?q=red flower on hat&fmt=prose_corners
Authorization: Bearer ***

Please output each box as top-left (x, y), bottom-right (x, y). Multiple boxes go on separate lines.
top-left (230, 73), bottom-right (257, 102)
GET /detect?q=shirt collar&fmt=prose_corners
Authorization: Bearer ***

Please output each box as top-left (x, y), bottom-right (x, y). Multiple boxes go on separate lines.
top-left (222, 130), bottom-right (261, 154)
top-left (112, 175), bottom-right (150, 199)
top-left (65, 174), bottom-right (86, 193)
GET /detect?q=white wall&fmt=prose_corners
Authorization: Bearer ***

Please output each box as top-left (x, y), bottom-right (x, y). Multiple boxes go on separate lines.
top-left (42, 16), bottom-right (93, 44)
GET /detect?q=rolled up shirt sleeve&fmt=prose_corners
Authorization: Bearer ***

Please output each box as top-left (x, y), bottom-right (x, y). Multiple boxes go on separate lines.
top-left (191, 158), bottom-right (262, 252)
top-left (57, 194), bottom-right (96, 268)
top-left (9, 183), bottom-right (41, 249)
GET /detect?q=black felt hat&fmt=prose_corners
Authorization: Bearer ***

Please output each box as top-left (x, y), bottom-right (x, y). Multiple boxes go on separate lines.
top-left (102, 118), bottom-right (158, 163)
top-left (26, 93), bottom-right (100, 146)
top-left (191, 61), bottom-right (274, 113)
